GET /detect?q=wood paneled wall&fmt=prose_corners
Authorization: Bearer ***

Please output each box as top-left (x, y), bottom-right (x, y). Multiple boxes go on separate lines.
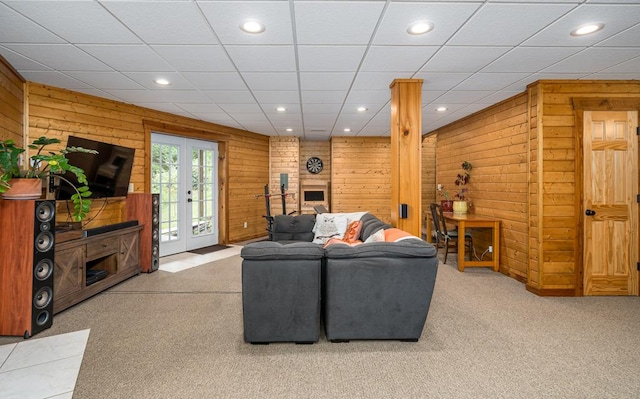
top-left (269, 136), bottom-right (299, 216)
top-left (331, 137), bottom-right (392, 223)
top-left (527, 80), bottom-right (640, 295)
top-left (26, 83), bottom-right (269, 243)
top-left (430, 93), bottom-right (530, 281)
top-left (300, 140), bottom-right (331, 187)
top-left (0, 56), bottom-right (24, 144)
top-left (421, 134), bottom-right (437, 225)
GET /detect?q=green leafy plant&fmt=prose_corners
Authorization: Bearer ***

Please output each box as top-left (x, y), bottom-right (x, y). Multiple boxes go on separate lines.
top-left (0, 136), bottom-right (98, 221)
top-left (454, 161), bottom-right (472, 200)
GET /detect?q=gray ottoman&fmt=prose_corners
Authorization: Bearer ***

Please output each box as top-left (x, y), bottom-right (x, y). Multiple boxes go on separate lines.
top-left (241, 241), bottom-right (324, 344)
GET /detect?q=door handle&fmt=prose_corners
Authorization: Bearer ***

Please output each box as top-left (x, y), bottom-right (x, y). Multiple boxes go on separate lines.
top-left (187, 198), bottom-right (192, 203)
top-left (585, 209), bottom-right (596, 216)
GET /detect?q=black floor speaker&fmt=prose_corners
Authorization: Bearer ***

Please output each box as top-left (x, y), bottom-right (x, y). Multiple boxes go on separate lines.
top-left (126, 193), bottom-right (160, 273)
top-left (0, 199), bottom-right (55, 338)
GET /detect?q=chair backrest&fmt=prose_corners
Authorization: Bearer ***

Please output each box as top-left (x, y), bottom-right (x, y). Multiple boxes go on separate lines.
top-left (429, 203), bottom-right (448, 239)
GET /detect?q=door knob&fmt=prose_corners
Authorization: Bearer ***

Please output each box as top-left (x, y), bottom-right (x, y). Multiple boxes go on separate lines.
top-left (585, 209), bottom-right (596, 216)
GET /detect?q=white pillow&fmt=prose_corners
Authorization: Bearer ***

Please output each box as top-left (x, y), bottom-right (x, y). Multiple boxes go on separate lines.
top-left (312, 214), bottom-right (349, 244)
top-left (364, 228), bottom-right (385, 243)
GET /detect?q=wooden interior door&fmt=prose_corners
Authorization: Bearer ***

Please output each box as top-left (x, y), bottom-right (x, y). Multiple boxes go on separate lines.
top-left (583, 111), bottom-right (638, 296)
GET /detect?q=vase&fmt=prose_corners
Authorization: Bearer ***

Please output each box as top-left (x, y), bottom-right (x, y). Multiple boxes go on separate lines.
top-left (453, 200), bottom-right (468, 215)
top-left (1, 178), bottom-right (43, 200)
top-left (441, 200), bottom-right (453, 212)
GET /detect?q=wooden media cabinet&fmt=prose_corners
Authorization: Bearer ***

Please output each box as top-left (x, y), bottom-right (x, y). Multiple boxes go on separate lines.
top-left (53, 225), bottom-right (143, 314)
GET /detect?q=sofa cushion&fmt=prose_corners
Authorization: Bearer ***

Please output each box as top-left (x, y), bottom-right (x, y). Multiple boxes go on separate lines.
top-left (384, 228), bottom-right (422, 243)
top-left (324, 239), bottom-right (437, 259)
top-left (271, 214), bottom-right (316, 242)
top-left (359, 213), bottom-right (392, 241)
top-left (241, 241), bottom-right (324, 260)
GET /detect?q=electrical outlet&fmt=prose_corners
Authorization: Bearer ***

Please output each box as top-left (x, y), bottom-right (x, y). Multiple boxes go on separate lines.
top-left (488, 246), bottom-right (493, 253)
top-left (243, 221), bottom-right (248, 229)
top-left (437, 184), bottom-right (442, 191)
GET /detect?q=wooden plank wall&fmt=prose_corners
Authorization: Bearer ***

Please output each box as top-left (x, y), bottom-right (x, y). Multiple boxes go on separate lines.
top-left (0, 56), bottom-right (24, 144)
top-left (26, 83), bottom-right (269, 243)
top-left (300, 140), bottom-right (331, 202)
top-left (430, 93), bottom-right (530, 280)
top-left (528, 80), bottom-right (640, 294)
top-left (269, 136), bottom-right (299, 216)
top-left (421, 134), bottom-right (437, 227)
top-left (331, 137), bottom-right (392, 223)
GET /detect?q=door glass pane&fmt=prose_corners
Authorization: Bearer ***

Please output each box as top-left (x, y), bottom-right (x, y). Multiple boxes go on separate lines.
top-left (151, 143), bottom-right (180, 243)
top-left (191, 148), bottom-right (215, 237)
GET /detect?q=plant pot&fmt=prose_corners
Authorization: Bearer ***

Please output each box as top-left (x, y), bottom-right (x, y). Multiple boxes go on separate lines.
top-left (1, 178), bottom-right (43, 200)
top-left (453, 200), bottom-right (468, 215)
top-left (441, 200), bottom-right (453, 212)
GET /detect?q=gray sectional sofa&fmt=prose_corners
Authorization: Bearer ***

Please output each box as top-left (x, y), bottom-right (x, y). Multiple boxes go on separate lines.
top-left (240, 212), bottom-right (439, 344)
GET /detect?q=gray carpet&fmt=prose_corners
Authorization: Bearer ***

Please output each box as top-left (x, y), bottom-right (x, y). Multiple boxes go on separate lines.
top-left (2, 255), bottom-right (639, 398)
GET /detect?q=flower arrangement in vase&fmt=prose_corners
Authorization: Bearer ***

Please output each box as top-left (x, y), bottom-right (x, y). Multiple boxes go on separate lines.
top-left (453, 161), bottom-right (472, 214)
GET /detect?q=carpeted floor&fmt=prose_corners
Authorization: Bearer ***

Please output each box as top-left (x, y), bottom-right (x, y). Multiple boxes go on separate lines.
top-left (2, 254), bottom-right (639, 398)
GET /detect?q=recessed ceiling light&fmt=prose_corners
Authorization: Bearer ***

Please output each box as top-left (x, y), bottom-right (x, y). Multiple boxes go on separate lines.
top-left (407, 21), bottom-right (434, 35)
top-left (154, 78), bottom-right (170, 86)
top-left (436, 106), bottom-right (447, 112)
top-left (276, 106), bottom-right (287, 112)
top-left (344, 128), bottom-right (351, 133)
top-left (240, 20), bottom-right (265, 34)
top-left (570, 23), bottom-right (604, 36)
top-left (285, 128), bottom-right (293, 132)
top-left (357, 107), bottom-right (368, 112)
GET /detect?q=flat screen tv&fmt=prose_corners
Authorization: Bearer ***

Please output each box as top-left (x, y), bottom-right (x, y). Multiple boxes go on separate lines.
top-left (56, 136), bottom-right (135, 199)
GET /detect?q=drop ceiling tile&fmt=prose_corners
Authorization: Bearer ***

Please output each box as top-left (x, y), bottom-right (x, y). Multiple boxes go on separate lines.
top-left (18, 71), bottom-right (91, 89)
top-left (218, 103), bottom-right (263, 114)
top-left (185, 72), bottom-right (247, 90)
top-left (361, 46), bottom-right (438, 72)
top-left (301, 91), bottom-right (347, 103)
top-left (78, 45), bottom-right (173, 72)
top-left (298, 46), bottom-right (367, 72)
top-left (253, 91), bottom-right (300, 104)
top-left (242, 72), bottom-right (299, 91)
top-left (543, 48), bottom-right (640, 73)
top-left (122, 72), bottom-right (197, 90)
top-left (299, 72), bottom-right (355, 91)
top-left (0, 46), bottom-right (52, 70)
top-left (597, 23), bottom-right (640, 47)
top-left (482, 47), bottom-right (584, 73)
top-left (422, 90), bottom-right (447, 104)
top-left (0, 3), bottom-right (65, 43)
top-left (102, 1), bottom-right (218, 45)
top-left (594, 54), bottom-right (640, 74)
top-left (351, 71), bottom-right (413, 91)
top-left (588, 72), bottom-right (640, 80)
top-left (191, 113), bottom-right (238, 125)
top-left (294, 1), bottom-right (385, 45)
top-left (242, 124), bottom-right (277, 135)
top-left (524, 4), bottom-right (640, 47)
top-left (225, 45), bottom-right (296, 72)
top-left (176, 103), bottom-right (223, 114)
top-left (204, 90), bottom-right (256, 104)
top-left (421, 46), bottom-right (511, 73)
top-left (302, 104), bottom-right (343, 113)
top-left (5, 1), bottom-right (140, 44)
top-left (72, 88), bottom-right (121, 102)
top-left (455, 72), bottom-right (530, 91)
top-left (344, 90), bottom-right (390, 104)
top-left (435, 90), bottom-right (494, 104)
top-left (304, 132), bottom-right (331, 141)
top-left (4, 44), bottom-right (110, 71)
top-left (415, 72), bottom-right (471, 91)
top-left (64, 72), bottom-right (145, 90)
top-left (449, 3), bottom-right (575, 46)
top-left (151, 45), bottom-right (235, 72)
top-left (136, 103), bottom-right (193, 116)
top-left (262, 103), bottom-right (302, 116)
top-left (198, 1), bottom-right (293, 45)
top-left (341, 103), bottom-right (386, 115)
top-left (373, 2), bottom-right (482, 46)
top-left (476, 91), bottom-right (524, 105)
top-left (104, 89), bottom-right (210, 104)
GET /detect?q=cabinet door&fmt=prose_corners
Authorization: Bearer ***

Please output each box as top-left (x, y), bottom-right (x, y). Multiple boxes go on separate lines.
top-left (54, 245), bottom-right (85, 312)
top-left (119, 231), bottom-right (140, 272)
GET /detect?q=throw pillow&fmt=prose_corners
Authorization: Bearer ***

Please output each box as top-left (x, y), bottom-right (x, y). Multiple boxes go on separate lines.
top-left (384, 228), bottom-right (422, 242)
top-left (364, 228), bottom-right (385, 243)
top-left (312, 214), bottom-right (349, 244)
top-left (342, 220), bottom-right (363, 243)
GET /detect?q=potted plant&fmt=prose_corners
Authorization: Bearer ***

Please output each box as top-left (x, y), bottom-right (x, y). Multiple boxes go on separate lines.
top-left (453, 161), bottom-right (472, 214)
top-left (438, 187), bottom-right (453, 212)
top-left (0, 136), bottom-right (97, 221)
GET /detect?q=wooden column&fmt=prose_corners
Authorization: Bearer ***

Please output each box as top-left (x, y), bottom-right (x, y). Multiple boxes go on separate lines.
top-left (390, 79), bottom-right (423, 236)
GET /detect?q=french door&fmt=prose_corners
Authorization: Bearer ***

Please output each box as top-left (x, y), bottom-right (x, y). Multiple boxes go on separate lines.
top-left (151, 133), bottom-right (218, 257)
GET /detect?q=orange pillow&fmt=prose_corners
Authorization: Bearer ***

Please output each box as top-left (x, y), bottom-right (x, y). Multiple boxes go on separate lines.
top-left (384, 228), bottom-right (413, 242)
top-left (342, 220), bottom-right (363, 243)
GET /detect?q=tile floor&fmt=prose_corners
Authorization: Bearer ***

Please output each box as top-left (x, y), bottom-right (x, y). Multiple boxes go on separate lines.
top-left (0, 247), bottom-right (243, 399)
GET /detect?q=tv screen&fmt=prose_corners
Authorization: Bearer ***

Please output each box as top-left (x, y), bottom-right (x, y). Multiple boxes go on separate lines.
top-left (56, 136), bottom-right (135, 199)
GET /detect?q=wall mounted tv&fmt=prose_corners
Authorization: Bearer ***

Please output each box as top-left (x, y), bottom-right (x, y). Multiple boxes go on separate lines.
top-left (56, 136), bottom-right (135, 200)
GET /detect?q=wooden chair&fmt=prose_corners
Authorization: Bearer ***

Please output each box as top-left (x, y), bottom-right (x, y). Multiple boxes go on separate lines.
top-left (429, 203), bottom-right (473, 264)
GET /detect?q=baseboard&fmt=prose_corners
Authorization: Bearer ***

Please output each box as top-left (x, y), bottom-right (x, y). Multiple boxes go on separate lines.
top-left (526, 284), bottom-right (577, 297)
